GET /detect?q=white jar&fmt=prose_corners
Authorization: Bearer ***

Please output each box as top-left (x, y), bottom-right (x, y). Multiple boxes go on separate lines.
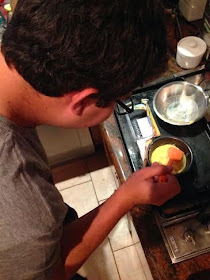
top-left (176, 36), bottom-right (207, 69)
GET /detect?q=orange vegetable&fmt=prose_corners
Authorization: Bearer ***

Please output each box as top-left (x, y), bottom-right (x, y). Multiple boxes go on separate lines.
top-left (158, 175), bottom-right (167, 183)
top-left (168, 146), bottom-right (184, 161)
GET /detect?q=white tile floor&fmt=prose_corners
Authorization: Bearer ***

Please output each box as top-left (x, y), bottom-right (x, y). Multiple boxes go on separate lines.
top-left (53, 149), bottom-right (153, 280)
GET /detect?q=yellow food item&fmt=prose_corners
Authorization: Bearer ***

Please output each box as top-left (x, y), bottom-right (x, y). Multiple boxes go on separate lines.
top-left (150, 144), bottom-right (186, 174)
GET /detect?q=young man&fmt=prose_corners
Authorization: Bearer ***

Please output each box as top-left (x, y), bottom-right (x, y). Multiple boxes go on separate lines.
top-left (0, 0), bottom-right (180, 279)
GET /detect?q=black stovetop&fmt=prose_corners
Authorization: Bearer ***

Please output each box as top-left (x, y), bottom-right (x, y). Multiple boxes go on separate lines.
top-left (115, 70), bottom-right (210, 217)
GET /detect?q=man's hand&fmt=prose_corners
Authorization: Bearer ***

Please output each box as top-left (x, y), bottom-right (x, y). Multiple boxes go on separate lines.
top-left (120, 165), bottom-right (181, 207)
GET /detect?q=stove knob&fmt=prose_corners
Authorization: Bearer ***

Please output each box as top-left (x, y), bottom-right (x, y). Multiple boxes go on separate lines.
top-left (183, 229), bottom-right (196, 246)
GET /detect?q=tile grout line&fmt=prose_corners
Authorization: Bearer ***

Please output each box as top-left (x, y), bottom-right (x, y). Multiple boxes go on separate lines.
top-left (90, 166), bottom-right (118, 203)
top-left (112, 243), bottom-right (140, 253)
top-left (112, 242), bottom-right (151, 280)
top-left (108, 238), bottom-right (122, 280)
top-left (89, 165), bottom-right (142, 280)
top-left (89, 177), bottom-right (101, 206)
top-left (89, 167), bottom-right (122, 280)
top-left (83, 176), bottom-right (122, 279)
top-left (88, 167), bottom-right (115, 203)
top-left (134, 243), bottom-right (154, 280)
top-left (58, 178), bottom-right (92, 192)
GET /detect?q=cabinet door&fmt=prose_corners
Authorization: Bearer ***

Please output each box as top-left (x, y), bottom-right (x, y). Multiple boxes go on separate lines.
top-left (37, 125), bottom-right (94, 166)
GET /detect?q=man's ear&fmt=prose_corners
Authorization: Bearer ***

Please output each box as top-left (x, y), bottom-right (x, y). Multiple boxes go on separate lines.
top-left (69, 88), bottom-right (98, 115)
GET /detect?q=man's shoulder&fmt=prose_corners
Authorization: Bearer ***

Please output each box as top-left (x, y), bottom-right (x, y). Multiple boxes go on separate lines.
top-left (0, 118), bottom-right (47, 162)
top-left (0, 120), bottom-right (50, 182)
top-left (0, 118), bottom-right (67, 245)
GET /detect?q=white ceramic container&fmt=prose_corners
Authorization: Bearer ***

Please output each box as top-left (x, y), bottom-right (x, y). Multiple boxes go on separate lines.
top-left (176, 36), bottom-right (207, 69)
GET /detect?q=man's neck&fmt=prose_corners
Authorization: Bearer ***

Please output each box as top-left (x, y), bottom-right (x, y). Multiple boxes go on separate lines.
top-left (0, 52), bottom-right (41, 127)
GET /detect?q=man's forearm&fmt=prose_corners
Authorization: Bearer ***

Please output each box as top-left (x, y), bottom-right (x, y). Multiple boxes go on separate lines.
top-left (61, 185), bottom-right (133, 279)
top-left (54, 164), bottom-right (181, 280)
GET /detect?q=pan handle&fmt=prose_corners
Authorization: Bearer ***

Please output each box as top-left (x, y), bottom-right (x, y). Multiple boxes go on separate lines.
top-left (203, 90), bottom-right (210, 122)
top-left (203, 90), bottom-right (210, 106)
top-left (198, 79), bottom-right (210, 105)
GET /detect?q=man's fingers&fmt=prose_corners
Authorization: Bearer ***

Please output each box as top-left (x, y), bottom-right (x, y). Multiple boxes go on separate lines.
top-left (141, 165), bottom-right (173, 179)
top-left (165, 174), bottom-right (181, 193)
top-left (159, 174), bottom-right (181, 196)
top-left (153, 175), bottom-right (181, 205)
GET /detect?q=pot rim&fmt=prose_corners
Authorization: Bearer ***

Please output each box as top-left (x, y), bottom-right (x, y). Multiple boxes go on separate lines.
top-left (153, 81), bottom-right (208, 126)
top-left (146, 136), bottom-right (194, 175)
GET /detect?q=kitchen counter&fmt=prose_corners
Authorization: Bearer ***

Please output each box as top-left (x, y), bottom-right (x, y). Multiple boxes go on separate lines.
top-left (100, 13), bottom-right (210, 280)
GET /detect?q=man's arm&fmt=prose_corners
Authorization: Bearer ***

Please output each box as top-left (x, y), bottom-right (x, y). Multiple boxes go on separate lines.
top-left (52, 165), bottom-right (180, 280)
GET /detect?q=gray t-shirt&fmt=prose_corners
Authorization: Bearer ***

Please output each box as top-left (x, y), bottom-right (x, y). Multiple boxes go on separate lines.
top-left (0, 116), bottom-right (67, 280)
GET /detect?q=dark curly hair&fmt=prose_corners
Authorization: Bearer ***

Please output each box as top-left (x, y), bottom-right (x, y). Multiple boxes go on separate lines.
top-left (1, 0), bottom-right (166, 106)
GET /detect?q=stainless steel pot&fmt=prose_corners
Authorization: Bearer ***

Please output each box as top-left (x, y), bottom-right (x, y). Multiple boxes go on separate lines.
top-left (153, 81), bottom-right (209, 126)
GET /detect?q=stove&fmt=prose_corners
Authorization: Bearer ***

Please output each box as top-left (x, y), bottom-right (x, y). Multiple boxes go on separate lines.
top-left (115, 67), bottom-right (210, 263)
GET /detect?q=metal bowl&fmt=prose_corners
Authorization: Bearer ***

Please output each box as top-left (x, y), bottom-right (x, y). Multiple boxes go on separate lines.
top-left (153, 81), bottom-right (208, 126)
top-left (147, 136), bottom-right (193, 175)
